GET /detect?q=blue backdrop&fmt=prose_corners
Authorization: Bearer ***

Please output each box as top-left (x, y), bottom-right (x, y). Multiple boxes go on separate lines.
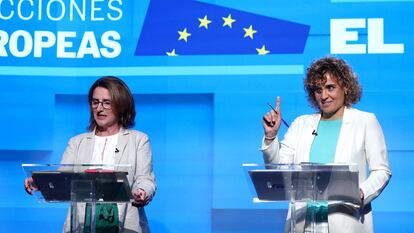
top-left (0, 0), bottom-right (412, 232)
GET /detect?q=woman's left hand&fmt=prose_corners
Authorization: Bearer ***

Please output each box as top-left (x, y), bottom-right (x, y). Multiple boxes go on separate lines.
top-left (132, 188), bottom-right (150, 207)
top-left (24, 177), bottom-right (38, 195)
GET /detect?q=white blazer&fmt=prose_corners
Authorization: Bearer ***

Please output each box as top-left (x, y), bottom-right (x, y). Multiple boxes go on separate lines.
top-left (60, 128), bottom-right (156, 233)
top-left (261, 107), bottom-right (391, 233)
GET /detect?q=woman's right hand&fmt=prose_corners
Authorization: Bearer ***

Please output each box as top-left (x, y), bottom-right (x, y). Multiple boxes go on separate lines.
top-left (24, 177), bottom-right (37, 195)
top-left (262, 96), bottom-right (282, 142)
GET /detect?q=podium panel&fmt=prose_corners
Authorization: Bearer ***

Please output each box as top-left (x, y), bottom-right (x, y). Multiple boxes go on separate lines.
top-left (244, 163), bottom-right (360, 233)
top-left (23, 164), bottom-right (133, 233)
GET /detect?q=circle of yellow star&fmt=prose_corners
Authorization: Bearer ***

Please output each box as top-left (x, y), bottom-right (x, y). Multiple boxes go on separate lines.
top-left (243, 25), bottom-right (257, 39)
top-left (166, 49), bottom-right (178, 56)
top-left (222, 14), bottom-right (236, 28)
top-left (256, 45), bottom-right (270, 55)
top-left (198, 15), bottom-right (212, 29)
top-left (178, 28), bottom-right (191, 42)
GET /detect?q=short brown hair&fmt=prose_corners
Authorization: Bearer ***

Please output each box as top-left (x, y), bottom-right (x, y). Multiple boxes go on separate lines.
top-left (304, 56), bottom-right (362, 109)
top-left (87, 76), bottom-right (136, 130)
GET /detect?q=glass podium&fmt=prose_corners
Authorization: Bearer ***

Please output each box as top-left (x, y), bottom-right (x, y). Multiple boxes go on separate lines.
top-left (243, 163), bottom-right (361, 233)
top-left (22, 164), bottom-right (133, 233)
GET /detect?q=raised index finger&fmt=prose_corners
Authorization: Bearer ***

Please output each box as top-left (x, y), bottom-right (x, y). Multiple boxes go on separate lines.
top-left (275, 96), bottom-right (281, 113)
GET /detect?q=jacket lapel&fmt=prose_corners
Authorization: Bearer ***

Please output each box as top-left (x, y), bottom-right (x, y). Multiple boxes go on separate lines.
top-left (80, 131), bottom-right (95, 164)
top-left (114, 128), bottom-right (129, 166)
top-left (335, 107), bottom-right (353, 163)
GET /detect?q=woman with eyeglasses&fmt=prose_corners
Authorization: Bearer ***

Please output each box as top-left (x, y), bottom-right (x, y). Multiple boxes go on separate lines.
top-left (261, 57), bottom-right (391, 233)
top-left (25, 76), bottom-right (156, 233)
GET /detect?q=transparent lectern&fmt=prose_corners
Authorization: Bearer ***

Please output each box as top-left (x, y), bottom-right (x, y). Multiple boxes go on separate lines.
top-left (243, 163), bottom-right (361, 233)
top-left (22, 164), bottom-right (133, 233)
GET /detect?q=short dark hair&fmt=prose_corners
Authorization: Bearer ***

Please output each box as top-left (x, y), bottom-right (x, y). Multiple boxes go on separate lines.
top-left (304, 56), bottom-right (362, 109)
top-left (87, 76), bottom-right (136, 130)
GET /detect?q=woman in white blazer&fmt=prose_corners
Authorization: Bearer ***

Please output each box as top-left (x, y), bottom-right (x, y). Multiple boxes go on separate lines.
top-left (261, 57), bottom-right (391, 233)
top-left (25, 76), bottom-right (156, 233)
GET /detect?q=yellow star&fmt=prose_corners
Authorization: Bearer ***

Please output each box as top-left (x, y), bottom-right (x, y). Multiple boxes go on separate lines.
top-left (256, 45), bottom-right (270, 55)
top-left (198, 15), bottom-right (212, 29)
top-left (222, 14), bottom-right (236, 28)
top-left (166, 49), bottom-right (178, 56)
top-left (243, 25), bottom-right (257, 39)
top-left (178, 28), bottom-right (191, 42)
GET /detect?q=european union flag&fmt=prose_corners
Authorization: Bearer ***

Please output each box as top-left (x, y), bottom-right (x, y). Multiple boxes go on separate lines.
top-left (135, 0), bottom-right (310, 56)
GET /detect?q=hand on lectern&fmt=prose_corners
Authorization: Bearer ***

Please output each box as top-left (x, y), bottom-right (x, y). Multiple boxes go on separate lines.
top-left (132, 188), bottom-right (150, 207)
top-left (360, 189), bottom-right (365, 201)
top-left (24, 177), bottom-right (38, 195)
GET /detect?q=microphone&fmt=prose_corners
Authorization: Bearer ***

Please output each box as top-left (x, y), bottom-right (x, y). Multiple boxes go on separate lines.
top-left (312, 130), bottom-right (318, 136)
top-left (115, 148), bottom-right (119, 153)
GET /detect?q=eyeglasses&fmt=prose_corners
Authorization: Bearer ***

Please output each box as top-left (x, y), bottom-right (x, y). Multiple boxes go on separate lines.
top-left (91, 99), bottom-right (112, 109)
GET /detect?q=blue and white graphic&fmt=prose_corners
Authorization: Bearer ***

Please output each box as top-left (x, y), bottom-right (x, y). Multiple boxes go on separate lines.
top-left (135, 0), bottom-right (310, 55)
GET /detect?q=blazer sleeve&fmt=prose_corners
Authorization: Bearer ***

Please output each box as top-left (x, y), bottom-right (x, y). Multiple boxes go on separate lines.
top-left (260, 116), bottom-right (301, 164)
top-left (359, 113), bottom-right (392, 204)
top-left (132, 134), bottom-right (156, 200)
